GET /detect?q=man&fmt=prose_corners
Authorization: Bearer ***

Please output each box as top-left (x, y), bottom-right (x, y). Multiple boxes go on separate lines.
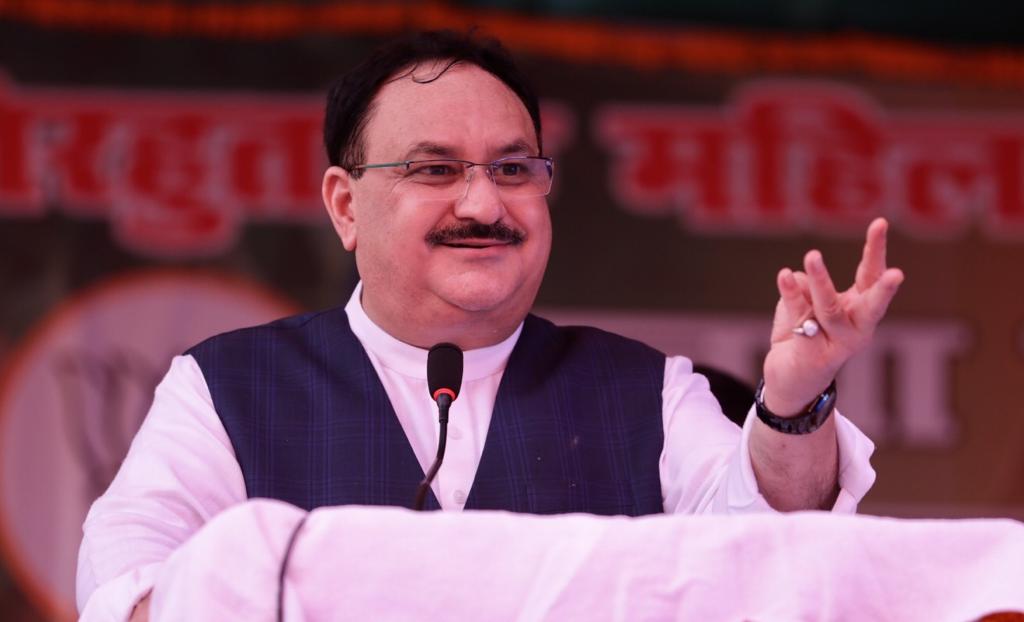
top-left (77, 30), bottom-right (902, 619)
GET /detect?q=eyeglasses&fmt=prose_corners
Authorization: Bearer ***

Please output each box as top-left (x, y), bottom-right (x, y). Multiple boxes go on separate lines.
top-left (351, 156), bottom-right (554, 201)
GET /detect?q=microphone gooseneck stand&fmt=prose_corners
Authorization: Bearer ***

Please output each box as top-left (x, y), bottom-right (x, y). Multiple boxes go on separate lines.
top-left (278, 342), bottom-right (463, 621)
top-left (413, 391), bottom-right (453, 511)
top-left (414, 342), bottom-right (464, 511)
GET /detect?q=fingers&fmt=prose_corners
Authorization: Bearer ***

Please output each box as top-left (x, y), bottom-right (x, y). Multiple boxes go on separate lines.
top-left (777, 268), bottom-right (806, 305)
top-left (856, 267), bottom-right (905, 327)
top-left (855, 217), bottom-right (889, 292)
top-left (778, 220), bottom-right (902, 347)
top-left (776, 267), bottom-right (811, 319)
top-left (772, 268), bottom-right (813, 343)
top-left (804, 250), bottom-right (846, 332)
top-left (790, 270), bottom-right (811, 297)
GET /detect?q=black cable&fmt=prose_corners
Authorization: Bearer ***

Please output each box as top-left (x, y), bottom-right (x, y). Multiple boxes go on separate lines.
top-left (413, 393), bottom-right (452, 510)
top-left (277, 513), bottom-right (309, 622)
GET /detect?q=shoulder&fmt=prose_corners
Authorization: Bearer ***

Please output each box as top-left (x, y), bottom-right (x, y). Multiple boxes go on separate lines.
top-left (184, 306), bottom-right (350, 357)
top-left (524, 313), bottom-right (667, 360)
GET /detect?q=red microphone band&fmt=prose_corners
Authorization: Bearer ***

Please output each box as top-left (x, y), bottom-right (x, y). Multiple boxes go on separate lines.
top-left (432, 388), bottom-right (456, 402)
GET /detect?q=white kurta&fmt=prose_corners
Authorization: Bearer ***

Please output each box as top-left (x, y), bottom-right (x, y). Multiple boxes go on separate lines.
top-left (76, 283), bottom-right (876, 619)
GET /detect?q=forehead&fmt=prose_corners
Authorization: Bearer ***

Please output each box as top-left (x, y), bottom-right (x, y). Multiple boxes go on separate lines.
top-left (361, 62), bottom-right (538, 160)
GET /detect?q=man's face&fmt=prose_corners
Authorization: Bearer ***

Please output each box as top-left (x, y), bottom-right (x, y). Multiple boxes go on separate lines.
top-left (328, 62), bottom-right (551, 344)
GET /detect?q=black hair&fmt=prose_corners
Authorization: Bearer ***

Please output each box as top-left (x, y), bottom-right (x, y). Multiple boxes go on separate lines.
top-left (323, 29), bottom-right (543, 176)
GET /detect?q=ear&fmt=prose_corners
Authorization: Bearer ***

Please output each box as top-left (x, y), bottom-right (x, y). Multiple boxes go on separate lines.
top-left (322, 166), bottom-right (358, 251)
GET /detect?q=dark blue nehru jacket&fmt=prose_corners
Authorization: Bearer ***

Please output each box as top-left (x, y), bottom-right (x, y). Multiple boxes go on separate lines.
top-left (187, 308), bottom-right (666, 516)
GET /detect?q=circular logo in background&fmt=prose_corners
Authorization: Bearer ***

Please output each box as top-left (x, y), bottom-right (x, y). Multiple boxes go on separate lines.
top-left (0, 269), bottom-right (299, 619)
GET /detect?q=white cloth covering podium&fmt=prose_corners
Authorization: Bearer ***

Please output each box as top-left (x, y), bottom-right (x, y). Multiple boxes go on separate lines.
top-left (86, 499), bottom-right (1024, 621)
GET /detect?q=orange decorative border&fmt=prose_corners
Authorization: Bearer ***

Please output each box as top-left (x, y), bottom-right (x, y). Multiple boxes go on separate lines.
top-left (1, 0), bottom-right (1024, 89)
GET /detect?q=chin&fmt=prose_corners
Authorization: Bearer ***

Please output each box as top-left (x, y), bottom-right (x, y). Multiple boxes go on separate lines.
top-left (435, 275), bottom-right (524, 314)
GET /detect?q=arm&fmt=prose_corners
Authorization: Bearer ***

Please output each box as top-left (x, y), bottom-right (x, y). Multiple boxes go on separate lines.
top-left (753, 217), bottom-right (903, 511)
top-left (660, 357), bottom-right (876, 514)
top-left (77, 355), bottom-right (247, 620)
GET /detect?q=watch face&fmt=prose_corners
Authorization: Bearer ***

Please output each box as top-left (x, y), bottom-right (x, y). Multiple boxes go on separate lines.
top-left (812, 382), bottom-right (838, 416)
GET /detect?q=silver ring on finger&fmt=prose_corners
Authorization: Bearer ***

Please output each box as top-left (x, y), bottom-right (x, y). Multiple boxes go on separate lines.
top-left (792, 318), bottom-right (821, 338)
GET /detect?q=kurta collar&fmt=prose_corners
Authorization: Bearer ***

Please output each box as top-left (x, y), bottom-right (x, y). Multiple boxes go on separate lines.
top-left (344, 282), bottom-right (523, 381)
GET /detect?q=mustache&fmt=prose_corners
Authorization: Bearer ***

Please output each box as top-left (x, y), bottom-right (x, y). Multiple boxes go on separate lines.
top-left (425, 222), bottom-right (526, 246)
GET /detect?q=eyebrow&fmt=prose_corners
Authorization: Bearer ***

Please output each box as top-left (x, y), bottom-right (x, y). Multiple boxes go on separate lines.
top-left (402, 141), bottom-right (458, 160)
top-left (401, 139), bottom-right (538, 161)
top-left (494, 139), bottom-right (535, 157)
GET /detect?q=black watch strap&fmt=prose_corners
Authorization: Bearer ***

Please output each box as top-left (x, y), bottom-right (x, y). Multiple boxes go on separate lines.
top-left (755, 378), bottom-right (837, 435)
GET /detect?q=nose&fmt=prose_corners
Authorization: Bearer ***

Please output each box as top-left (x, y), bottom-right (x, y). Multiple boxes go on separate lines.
top-left (452, 165), bottom-right (507, 224)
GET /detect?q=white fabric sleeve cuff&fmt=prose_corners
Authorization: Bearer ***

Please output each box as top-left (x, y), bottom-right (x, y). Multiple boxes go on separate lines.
top-left (723, 406), bottom-right (877, 514)
top-left (77, 562), bottom-right (158, 622)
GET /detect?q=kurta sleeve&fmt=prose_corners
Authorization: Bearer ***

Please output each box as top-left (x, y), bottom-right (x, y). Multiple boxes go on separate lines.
top-left (77, 354), bottom-right (247, 620)
top-left (659, 355), bottom-right (876, 514)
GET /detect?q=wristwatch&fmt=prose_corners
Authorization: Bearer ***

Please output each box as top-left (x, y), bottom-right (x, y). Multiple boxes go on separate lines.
top-left (755, 378), bottom-right (837, 435)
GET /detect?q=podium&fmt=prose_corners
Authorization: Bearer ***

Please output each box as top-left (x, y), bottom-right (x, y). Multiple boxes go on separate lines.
top-left (125, 500), bottom-right (1024, 620)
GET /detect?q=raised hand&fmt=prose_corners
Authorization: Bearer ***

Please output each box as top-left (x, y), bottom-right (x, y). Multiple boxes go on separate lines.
top-left (761, 217), bottom-right (904, 416)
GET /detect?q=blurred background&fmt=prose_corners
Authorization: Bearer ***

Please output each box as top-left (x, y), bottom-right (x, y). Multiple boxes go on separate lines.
top-left (1, 0), bottom-right (1023, 619)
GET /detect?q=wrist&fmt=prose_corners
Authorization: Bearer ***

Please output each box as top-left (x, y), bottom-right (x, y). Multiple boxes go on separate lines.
top-left (761, 390), bottom-right (807, 418)
top-left (761, 385), bottom-right (822, 417)
top-left (760, 369), bottom-right (839, 416)
top-left (755, 378), bottom-right (837, 435)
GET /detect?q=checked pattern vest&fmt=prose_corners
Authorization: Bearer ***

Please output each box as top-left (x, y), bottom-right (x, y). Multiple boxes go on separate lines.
top-left (187, 308), bottom-right (666, 516)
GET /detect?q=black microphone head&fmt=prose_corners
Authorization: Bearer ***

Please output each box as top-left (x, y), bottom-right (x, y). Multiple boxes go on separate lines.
top-left (427, 342), bottom-right (463, 403)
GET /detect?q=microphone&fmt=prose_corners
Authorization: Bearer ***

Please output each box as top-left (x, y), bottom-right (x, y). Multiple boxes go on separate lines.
top-left (414, 343), bottom-right (463, 511)
top-left (427, 342), bottom-right (463, 408)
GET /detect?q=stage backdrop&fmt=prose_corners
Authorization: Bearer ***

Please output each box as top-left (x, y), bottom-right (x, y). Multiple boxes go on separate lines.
top-left (1, 2), bottom-right (1023, 620)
